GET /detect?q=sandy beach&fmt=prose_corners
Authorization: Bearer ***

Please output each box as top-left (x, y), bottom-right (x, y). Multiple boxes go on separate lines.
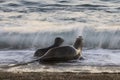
top-left (0, 71), bottom-right (120, 80)
top-left (0, 64), bottom-right (120, 80)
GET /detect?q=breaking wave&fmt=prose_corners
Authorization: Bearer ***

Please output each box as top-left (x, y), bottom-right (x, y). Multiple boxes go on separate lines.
top-left (0, 0), bottom-right (120, 49)
top-left (0, 27), bottom-right (120, 49)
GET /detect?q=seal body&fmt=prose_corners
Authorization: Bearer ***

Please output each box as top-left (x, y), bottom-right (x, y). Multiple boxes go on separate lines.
top-left (34, 47), bottom-right (51, 57)
top-left (39, 46), bottom-right (80, 62)
top-left (39, 36), bottom-right (83, 62)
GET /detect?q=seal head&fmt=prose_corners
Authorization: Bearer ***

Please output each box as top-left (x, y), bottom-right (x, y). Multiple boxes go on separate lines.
top-left (34, 37), bottom-right (64, 57)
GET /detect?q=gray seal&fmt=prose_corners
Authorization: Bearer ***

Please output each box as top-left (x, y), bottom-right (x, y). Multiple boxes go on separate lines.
top-left (39, 36), bottom-right (83, 62)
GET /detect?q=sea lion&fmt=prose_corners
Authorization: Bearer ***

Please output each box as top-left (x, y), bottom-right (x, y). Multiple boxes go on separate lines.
top-left (34, 37), bottom-right (64, 57)
top-left (39, 36), bottom-right (83, 62)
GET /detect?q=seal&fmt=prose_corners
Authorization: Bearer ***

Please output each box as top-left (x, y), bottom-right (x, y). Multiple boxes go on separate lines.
top-left (34, 37), bottom-right (64, 57)
top-left (39, 36), bottom-right (83, 62)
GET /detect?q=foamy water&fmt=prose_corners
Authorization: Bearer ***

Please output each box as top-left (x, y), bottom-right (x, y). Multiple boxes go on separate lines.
top-left (0, 0), bottom-right (120, 72)
top-left (0, 49), bottom-right (120, 73)
top-left (0, 49), bottom-right (120, 66)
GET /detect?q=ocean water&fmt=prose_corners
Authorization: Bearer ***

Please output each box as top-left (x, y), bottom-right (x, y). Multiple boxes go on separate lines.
top-left (0, 0), bottom-right (120, 72)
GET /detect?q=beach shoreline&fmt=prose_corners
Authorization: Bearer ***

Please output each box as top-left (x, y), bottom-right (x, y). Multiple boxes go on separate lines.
top-left (0, 64), bottom-right (120, 80)
top-left (0, 71), bottom-right (120, 80)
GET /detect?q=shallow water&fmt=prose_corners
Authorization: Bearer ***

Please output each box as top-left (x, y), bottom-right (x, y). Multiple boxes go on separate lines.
top-left (0, 49), bottom-right (120, 73)
top-left (0, 0), bottom-right (120, 71)
top-left (0, 49), bottom-right (120, 66)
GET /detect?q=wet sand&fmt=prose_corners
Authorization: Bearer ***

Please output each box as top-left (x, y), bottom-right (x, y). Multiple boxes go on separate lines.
top-left (0, 71), bottom-right (120, 80)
